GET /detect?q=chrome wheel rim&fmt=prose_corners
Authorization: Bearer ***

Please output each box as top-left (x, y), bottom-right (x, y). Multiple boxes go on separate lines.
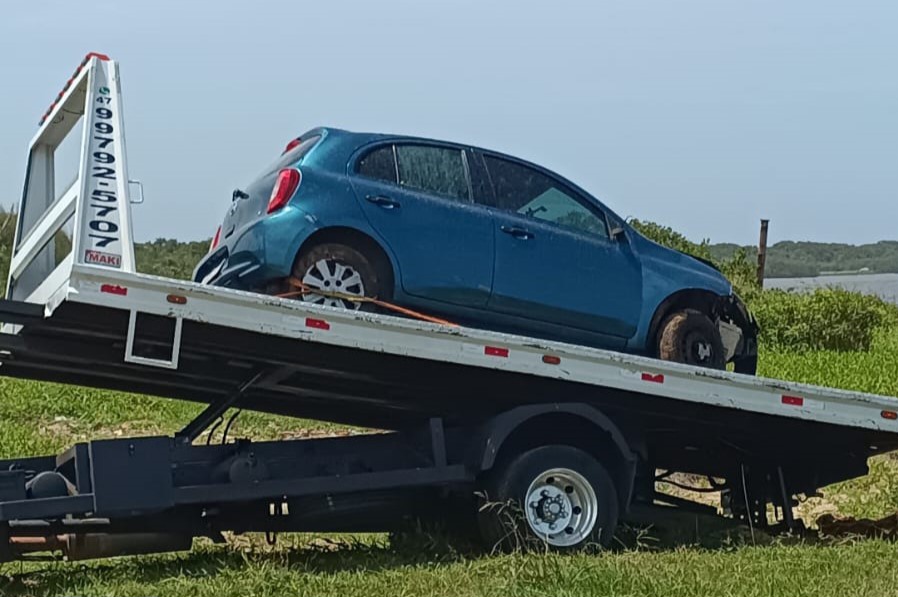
top-left (695, 341), bottom-right (712, 362)
top-left (524, 468), bottom-right (597, 547)
top-left (301, 258), bottom-right (365, 310)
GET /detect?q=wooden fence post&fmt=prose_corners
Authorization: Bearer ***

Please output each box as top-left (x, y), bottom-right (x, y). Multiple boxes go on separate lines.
top-left (757, 219), bottom-right (769, 288)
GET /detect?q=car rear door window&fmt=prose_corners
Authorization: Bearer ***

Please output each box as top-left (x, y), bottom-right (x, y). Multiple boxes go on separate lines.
top-left (482, 155), bottom-right (609, 239)
top-left (357, 145), bottom-right (397, 183)
top-left (395, 145), bottom-right (470, 201)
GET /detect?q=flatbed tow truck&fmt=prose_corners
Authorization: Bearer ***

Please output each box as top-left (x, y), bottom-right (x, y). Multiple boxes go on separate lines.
top-left (2, 54), bottom-right (898, 561)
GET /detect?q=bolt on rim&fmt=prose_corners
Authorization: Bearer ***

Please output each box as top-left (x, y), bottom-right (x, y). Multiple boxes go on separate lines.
top-left (301, 258), bottom-right (366, 310)
top-left (524, 467), bottom-right (598, 547)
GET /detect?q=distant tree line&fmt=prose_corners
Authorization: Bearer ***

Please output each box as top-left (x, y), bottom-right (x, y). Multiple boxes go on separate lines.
top-left (708, 241), bottom-right (898, 278)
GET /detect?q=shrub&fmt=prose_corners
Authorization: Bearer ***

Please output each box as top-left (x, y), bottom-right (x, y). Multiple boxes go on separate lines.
top-left (752, 287), bottom-right (897, 352)
top-left (629, 219), bottom-right (714, 261)
top-left (719, 248), bottom-right (760, 302)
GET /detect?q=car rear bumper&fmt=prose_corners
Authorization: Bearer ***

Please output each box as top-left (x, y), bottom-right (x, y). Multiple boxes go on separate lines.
top-left (193, 207), bottom-right (318, 290)
top-left (193, 246), bottom-right (272, 290)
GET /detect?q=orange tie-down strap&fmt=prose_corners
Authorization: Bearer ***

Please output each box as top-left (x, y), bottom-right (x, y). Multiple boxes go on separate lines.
top-left (276, 277), bottom-right (459, 327)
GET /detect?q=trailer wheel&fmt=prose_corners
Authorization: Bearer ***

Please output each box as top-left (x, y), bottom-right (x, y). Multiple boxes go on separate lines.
top-left (292, 243), bottom-right (386, 311)
top-left (658, 309), bottom-right (726, 370)
top-left (478, 445), bottom-right (618, 551)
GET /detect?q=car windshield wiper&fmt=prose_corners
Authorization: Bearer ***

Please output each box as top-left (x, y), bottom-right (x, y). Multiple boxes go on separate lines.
top-left (232, 189), bottom-right (250, 202)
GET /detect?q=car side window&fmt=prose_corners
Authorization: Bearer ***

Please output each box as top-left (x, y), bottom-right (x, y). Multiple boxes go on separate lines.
top-left (482, 155), bottom-right (608, 239)
top-left (356, 146), bottom-right (397, 183)
top-left (395, 145), bottom-right (470, 201)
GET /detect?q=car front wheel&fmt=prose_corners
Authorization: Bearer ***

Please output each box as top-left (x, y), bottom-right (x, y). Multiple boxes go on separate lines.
top-left (658, 308), bottom-right (726, 370)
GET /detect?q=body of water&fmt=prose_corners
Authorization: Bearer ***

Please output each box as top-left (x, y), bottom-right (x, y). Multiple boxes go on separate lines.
top-left (766, 273), bottom-right (898, 304)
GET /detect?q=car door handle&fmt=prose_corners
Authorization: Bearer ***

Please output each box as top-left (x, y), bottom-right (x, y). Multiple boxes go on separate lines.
top-left (366, 195), bottom-right (400, 209)
top-left (500, 225), bottom-right (534, 240)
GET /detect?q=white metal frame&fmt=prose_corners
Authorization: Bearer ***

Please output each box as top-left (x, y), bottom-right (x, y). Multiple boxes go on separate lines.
top-left (7, 54), bottom-right (135, 307)
top-left (124, 309), bottom-right (183, 369)
top-left (5, 55), bottom-right (898, 437)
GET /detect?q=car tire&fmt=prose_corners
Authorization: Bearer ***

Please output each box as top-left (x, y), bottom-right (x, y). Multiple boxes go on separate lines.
top-left (733, 353), bottom-right (758, 375)
top-left (658, 308), bottom-right (726, 370)
top-left (292, 243), bottom-right (387, 312)
top-left (477, 445), bottom-right (619, 552)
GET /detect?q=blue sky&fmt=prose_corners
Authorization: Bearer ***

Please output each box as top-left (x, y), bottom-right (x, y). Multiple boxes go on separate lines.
top-left (1, 0), bottom-right (895, 245)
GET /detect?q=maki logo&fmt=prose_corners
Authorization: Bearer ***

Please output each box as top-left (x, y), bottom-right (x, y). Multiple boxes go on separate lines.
top-left (84, 249), bottom-right (121, 268)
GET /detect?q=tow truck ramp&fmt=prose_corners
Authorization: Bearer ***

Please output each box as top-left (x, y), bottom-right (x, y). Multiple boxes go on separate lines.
top-left (1, 54), bottom-right (897, 561)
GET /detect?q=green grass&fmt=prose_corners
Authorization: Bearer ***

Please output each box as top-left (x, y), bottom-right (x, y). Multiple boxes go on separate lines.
top-left (6, 540), bottom-right (898, 597)
top-left (759, 329), bottom-right (898, 397)
top-left (3, 330), bottom-right (898, 596)
top-left (0, 379), bottom-right (346, 459)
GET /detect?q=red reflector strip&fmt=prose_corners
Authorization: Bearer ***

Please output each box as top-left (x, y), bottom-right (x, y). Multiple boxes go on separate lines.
top-left (782, 395), bottom-right (804, 406)
top-left (485, 346), bottom-right (509, 358)
top-left (100, 284), bottom-right (127, 296)
top-left (542, 355), bottom-right (561, 365)
top-left (305, 318), bottom-right (330, 331)
top-left (882, 410), bottom-right (898, 420)
top-left (641, 373), bottom-right (664, 384)
top-left (166, 294), bottom-right (187, 305)
top-left (39, 52), bottom-right (111, 125)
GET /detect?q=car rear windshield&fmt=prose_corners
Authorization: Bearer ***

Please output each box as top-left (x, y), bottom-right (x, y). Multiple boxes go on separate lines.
top-left (240, 135), bottom-right (321, 206)
top-left (222, 135), bottom-right (321, 231)
top-left (257, 135), bottom-right (321, 177)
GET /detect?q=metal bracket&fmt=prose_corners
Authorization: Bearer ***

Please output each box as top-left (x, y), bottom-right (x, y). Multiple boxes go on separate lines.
top-left (128, 179), bottom-right (145, 204)
top-left (176, 369), bottom-right (275, 445)
top-left (429, 418), bottom-right (447, 467)
top-left (777, 466), bottom-right (796, 532)
top-left (124, 310), bottom-right (183, 370)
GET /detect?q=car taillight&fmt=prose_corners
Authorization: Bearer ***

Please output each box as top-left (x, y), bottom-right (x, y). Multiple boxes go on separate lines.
top-left (267, 168), bottom-right (301, 214)
top-left (283, 138), bottom-right (302, 154)
top-left (209, 226), bottom-right (221, 252)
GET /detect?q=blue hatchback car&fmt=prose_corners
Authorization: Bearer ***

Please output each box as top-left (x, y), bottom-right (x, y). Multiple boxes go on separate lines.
top-left (194, 128), bottom-right (758, 373)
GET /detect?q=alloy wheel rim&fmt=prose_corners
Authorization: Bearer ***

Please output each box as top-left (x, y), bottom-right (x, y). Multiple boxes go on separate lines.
top-left (301, 259), bottom-right (366, 310)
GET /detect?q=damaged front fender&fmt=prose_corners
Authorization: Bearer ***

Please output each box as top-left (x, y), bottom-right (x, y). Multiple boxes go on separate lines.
top-left (718, 294), bottom-right (759, 375)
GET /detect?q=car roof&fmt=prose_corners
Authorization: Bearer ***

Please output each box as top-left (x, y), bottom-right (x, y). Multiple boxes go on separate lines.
top-left (303, 126), bottom-right (520, 161)
top-left (305, 126), bottom-right (579, 185)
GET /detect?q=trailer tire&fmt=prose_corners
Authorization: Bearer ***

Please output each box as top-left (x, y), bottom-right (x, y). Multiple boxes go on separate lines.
top-left (292, 243), bottom-right (386, 312)
top-left (477, 445), bottom-right (618, 552)
top-left (658, 308), bottom-right (726, 370)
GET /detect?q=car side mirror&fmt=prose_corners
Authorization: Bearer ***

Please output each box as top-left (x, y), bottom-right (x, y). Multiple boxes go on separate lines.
top-left (609, 225), bottom-right (626, 242)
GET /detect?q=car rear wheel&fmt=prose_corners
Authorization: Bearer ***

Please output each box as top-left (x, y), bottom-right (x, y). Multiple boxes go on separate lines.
top-left (658, 308), bottom-right (726, 370)
top-left (292, 243), bottom-right (386, 311)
